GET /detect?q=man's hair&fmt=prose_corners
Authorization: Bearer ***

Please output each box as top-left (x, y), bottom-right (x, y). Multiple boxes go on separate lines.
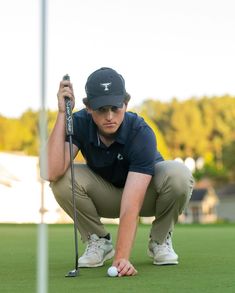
top-left (82, 92), bottom-right (131, 108)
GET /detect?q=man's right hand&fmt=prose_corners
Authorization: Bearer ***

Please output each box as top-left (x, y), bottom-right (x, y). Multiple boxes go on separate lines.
top-left (57, 79), bottom-right (75, 113)
top-left (113, 258), bottom-right (138, 277)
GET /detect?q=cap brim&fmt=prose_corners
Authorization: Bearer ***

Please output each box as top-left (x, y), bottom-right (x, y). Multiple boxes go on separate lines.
top-left (89, 95), bottom-right (124, 110)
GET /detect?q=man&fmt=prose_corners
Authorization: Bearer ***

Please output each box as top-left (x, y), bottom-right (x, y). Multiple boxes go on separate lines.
top-left (44, 67), bottom-right (194, 277)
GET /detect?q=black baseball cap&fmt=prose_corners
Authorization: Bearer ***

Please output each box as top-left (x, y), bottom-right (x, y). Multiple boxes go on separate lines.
top-left (85, 67), bottom-right (126, 110)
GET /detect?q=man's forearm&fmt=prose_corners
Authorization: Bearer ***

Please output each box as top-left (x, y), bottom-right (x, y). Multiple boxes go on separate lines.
top-left (114, 208), bottom-right (139, 260)
top-left (43, 112), bottom-right (67, 181)
top-left (114, 172), bottom-right (152, 261)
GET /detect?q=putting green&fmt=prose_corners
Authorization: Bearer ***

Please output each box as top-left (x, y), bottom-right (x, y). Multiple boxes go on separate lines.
top-left (1, 223), bottom-right (235, 293)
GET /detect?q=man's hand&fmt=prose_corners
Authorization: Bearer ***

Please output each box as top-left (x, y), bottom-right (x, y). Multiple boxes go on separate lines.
top-left (113, 258), bottom-right (138, 277)
top-left (57, 79), bottom-right (75, 113)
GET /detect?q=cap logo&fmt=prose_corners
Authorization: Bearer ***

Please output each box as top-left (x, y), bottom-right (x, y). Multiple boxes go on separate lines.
top-left (100, 82), bottom-right (112, 91)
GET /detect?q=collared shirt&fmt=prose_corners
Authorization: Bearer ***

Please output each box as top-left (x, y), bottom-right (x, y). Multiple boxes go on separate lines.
top-left (66, 109), bottom-right (164, 188)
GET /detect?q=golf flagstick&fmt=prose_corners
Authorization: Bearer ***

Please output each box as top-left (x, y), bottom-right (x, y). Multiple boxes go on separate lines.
top-left (63, 74), bottom-right (79, 277)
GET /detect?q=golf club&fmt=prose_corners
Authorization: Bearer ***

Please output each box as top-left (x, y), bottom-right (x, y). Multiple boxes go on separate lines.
top-left (63, 74), bottom-right (79, 277)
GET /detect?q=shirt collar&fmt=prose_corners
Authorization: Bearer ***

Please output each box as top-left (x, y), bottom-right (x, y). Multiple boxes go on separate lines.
top-left (88, 117), bottom-right (100, 146)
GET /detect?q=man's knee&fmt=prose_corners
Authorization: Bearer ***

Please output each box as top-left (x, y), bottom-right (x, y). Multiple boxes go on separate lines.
top-left (156, 161), bottom-right (194, 200)
top-left (167, 162), bottom-right (194, 201)
top-left (50, 168), bottom-right (71, 201)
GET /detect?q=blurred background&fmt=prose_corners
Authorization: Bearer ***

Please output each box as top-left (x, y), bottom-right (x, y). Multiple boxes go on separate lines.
top-left (0, 0), bottom-right (235, 224)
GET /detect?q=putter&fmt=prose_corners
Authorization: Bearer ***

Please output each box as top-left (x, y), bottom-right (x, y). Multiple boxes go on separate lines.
top-left (63, 74), bottom-right (79, 277)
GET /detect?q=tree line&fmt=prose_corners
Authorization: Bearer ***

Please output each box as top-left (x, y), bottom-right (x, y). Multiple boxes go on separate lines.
top-left (0, 95), bottom-right (235, 182)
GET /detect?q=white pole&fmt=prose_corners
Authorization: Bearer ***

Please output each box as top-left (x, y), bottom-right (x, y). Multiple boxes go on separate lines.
top-left (37, 0), bottom-right (48, 293)
top-left (37, 223), bottom-right (48, 293)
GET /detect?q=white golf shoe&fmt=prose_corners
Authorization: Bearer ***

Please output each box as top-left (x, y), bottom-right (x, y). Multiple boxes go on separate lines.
top-left (148, 233), bottom-right (179, 265)
top-left (78, 234), bottom-right (115, 267)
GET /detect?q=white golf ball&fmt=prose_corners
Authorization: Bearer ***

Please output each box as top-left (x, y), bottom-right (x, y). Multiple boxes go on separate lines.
top-left (107, 266), bottom-right (118, 277)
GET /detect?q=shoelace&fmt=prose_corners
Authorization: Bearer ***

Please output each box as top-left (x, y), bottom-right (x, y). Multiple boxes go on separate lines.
top-left (157, 242), bottom-right (171, 253)
top-left (84, 238), bottom-right (105, 256)
top-left (154, 234), bottom-right (173, 252)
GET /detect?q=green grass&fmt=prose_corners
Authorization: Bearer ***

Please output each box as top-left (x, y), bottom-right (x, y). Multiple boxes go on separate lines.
top-left (1, 223), bottom-right (235, 293)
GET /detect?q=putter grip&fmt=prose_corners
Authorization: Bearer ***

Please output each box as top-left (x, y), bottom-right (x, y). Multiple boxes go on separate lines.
top-left (63, 74), bottom-right (74, 135)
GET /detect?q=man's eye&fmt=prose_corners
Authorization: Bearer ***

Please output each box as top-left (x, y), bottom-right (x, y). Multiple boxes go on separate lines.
top-left (97, 107), bottom-right (107, 113)
top-left (111, 107), bottom-right (118, 112)
top-left (97, 106), bottom-right (119, 113)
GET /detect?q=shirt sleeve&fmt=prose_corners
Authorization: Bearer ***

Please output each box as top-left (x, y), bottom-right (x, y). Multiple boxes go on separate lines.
top-left (128, 126), bottom-right (157, 175)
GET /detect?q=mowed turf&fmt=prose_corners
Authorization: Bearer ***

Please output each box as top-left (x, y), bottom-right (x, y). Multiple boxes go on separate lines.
top-left (1, 223), bottom-right (235, 293)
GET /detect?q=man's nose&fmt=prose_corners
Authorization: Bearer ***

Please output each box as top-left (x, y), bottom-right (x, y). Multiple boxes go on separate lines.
top-left (105, 109), bottom-right (113, 120)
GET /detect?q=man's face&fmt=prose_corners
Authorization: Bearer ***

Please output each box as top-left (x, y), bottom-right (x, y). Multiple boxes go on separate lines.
top-left (89, 104), bottom-right (127, 137)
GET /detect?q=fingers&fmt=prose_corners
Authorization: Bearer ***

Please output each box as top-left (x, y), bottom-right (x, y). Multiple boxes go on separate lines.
top-left (59, 79), bottom-right (73, 89)
top-left (58, 80), bottom-right (74, 99)
top-left (59, 86), bottom-right (73, 99)
top-left (57, 80), bottom-right (75, 112)
top-left (113, 259), bottom-right (138, 277)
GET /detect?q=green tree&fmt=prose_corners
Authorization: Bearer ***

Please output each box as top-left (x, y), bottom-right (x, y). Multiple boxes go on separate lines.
top-left (222, 140), bottom-right (235, 180)
top-left (138, 110), bottom-right (170, 159)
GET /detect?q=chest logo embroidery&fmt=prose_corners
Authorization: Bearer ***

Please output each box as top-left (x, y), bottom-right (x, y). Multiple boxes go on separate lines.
top-left (117, 153), bottom-right (124, 160)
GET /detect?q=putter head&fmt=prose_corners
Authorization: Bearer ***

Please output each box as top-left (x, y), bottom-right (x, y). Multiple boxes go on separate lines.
top-left (65, 269), bottom-right (79, 277)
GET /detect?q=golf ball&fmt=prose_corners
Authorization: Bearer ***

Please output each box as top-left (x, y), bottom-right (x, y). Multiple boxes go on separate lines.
top-left (107, 266), bottom-right (118, 277)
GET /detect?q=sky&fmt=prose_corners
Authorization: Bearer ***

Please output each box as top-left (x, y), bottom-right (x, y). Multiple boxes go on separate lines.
top-left (0, 0), bottom-right (235, 118)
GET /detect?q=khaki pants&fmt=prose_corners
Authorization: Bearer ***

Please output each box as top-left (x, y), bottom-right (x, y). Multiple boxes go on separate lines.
top-left (50, 160), bottom-right (194, 244)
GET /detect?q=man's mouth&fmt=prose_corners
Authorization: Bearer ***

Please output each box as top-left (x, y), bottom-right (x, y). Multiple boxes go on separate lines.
top-left (103, 123), bottom-right (116, 127)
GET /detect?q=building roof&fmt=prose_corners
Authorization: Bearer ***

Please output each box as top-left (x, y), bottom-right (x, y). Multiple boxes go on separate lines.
top-left (216, 184), bottom-right (235, 198)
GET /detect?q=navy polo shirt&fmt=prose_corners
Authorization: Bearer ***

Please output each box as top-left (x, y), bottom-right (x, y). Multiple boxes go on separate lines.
top-left (66, 109), bottom-right (164, 188)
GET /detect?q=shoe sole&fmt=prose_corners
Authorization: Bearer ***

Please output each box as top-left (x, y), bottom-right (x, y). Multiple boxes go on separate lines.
top-left (147, 249), bottom-right (179, 266)
top-left (78, 249), bottom-right (115, 268)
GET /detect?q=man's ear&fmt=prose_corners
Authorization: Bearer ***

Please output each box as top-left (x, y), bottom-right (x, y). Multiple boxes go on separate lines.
top-left (86, 106), bottom-right (92, 114)
top-left (123, 103), bottom-right (128, 110)
top-left (83, 97), bottom-right (91, 112)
